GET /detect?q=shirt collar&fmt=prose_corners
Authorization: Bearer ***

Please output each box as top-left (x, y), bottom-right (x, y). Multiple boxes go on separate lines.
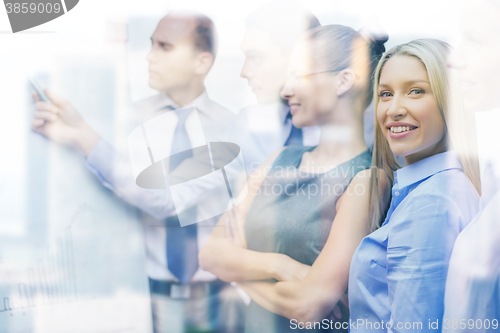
top-left (155, 90), bottom-right (209, 113)
top-left (395, 150), bottom-right (463, 189)
top-left (189, 90), bottom-right (210, 113)
top-left (153, 93), bottom-right (177, 111)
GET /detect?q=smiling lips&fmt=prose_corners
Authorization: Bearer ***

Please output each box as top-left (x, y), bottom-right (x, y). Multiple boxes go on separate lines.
top-left (289, 103), bottom-right (300, 115)
top-left (390, 125), bottom-right (417, 133)
top-left (387, 123), bottom-right (418, 139)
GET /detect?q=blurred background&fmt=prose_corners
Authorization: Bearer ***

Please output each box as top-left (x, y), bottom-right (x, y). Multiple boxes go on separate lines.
top-left (0, 0), bottom-right (468, 332)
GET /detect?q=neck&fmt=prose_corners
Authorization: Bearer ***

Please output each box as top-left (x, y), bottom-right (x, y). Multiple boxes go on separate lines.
top-left (314, 98), bottom-right (367, 160)
top-left (404, 136), bottom-right (448, 165)
top-left (164, 79), bottom-right (205, 107)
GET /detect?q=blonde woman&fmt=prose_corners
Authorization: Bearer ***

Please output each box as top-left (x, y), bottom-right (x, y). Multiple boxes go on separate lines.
top-left (348, 39), bottom-right (481, 332)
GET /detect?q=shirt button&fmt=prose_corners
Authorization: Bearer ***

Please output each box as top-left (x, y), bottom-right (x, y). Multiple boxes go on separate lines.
top-left (394, 191), bottom-right (400, 196)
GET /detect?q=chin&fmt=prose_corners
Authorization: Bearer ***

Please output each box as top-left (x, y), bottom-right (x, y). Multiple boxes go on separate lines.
top-left (147, 80), bottom-right (158, 90)
top-left (255, 93), bottom-right (278, 105)
top-left (148, 79), bottom-right (164, 92)
top-left (291, 118), bottom-right (308, 129)
top-left (390, 150), bottom-right (405, 158)
top-left (387, 143), bottom-right (410, 158)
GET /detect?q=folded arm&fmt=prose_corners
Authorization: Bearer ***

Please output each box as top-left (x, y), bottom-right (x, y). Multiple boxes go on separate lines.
top-left (237, 169), bottom-right (389, 323)
top-left (199, 147), bottom-right (312, 282)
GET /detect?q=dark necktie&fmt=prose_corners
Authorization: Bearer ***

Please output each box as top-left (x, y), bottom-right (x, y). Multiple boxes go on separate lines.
top-left (284, 111), bottom-right (303, 146)
top-left (165, 108), bottom-right (199, 284)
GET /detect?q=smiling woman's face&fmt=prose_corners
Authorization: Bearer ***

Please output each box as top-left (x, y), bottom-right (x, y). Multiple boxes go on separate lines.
top-left (377, 55), bottom-right (448, 165)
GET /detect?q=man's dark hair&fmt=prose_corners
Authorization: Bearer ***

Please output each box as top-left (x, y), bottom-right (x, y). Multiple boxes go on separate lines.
top-left (193, 14), bottom-right (218, 58)
top-left (167, 11), bottom-right (218, 59)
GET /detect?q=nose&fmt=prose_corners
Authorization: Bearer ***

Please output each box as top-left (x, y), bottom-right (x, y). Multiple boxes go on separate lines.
top-left (385, 95), bottom-right (407, 120)
top-left (280, 79), bottom-right (294, 100)
top-left (146, 48), bottom-right (155, 63)
top-left (240, 58), bottom-right (252, 79)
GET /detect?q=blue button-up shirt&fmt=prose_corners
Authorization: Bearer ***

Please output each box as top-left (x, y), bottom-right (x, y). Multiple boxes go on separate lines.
top-left (348, 151), bottom-right (479, 332)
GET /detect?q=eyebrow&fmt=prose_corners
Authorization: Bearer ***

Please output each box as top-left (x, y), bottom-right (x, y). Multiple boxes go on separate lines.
top-left (151, 38), bottom-right (173, 47)
top-left (379, 79), bottom-right (430, 88)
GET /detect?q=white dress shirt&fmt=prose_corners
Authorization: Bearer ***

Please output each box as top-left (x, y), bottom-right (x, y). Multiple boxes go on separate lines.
top-left (475, 108), bottom-right (500, 207)
top-left (85, 91), bottom-right (235, 282)
top-left (443, 108), bottom-right (500, 329)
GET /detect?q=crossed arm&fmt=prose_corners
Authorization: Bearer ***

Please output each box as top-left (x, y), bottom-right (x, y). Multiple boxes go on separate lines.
top-left (200, 158), bottom-right (390, 322)
top-left (199, 147), bottom-right (312, 283)
top-left (236, 170), bottom-right (377, 323)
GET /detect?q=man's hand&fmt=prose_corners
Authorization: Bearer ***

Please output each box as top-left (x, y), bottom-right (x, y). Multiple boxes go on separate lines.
top-left (32, 90), bottom-right (101, 156)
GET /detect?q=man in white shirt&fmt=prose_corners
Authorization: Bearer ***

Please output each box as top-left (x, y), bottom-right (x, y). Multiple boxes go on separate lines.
top-left (32, 12), bottom-right (240, 333)
top-left (444, 1), bottom-right (500, 331)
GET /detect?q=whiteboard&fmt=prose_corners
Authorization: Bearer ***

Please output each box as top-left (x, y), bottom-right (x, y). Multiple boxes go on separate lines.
top-left (0, 39), bottom-right (153, 333)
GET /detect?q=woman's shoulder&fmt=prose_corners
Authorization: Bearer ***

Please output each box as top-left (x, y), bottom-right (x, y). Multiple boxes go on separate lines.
top-left (351, 148), bottom-right (373, 170)
top-left (281, 145), bottom-right (316, 154)
top-left (337, 148), bottom-right (372, 170)
top-left (271, 145), bottom-right (315, 168)
top-left (400, 168), bottom-right (480, 226)
top-left (416, 168), bottom-right (478, 200)
top-left (352, 166), bottom-right (387, 186)
top-left (335, 148), bottom-right (373, 184)
top-left (387, 169), bottom-right (480, 253)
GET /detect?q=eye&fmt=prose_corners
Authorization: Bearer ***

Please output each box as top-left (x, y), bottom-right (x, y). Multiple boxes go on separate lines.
top-left (409, 88), bottom-right (425, 95)
top-left (378, 91), bottom-right (392, 98)
top-left (158, 43), bottom-right (172, 51)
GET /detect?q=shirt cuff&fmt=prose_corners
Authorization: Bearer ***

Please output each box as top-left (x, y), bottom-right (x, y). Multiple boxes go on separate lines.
top-left (84, 139), bottom-right (119, 191)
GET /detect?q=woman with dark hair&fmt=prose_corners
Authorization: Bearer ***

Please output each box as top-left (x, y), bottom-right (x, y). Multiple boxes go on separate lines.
top-left (200, 25), bottom-right (387, 332)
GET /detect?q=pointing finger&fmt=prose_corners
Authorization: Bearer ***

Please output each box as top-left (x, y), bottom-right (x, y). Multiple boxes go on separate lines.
top-left (34, 110), bottom-right (58, 122)
top-left (35, 101), bottom-right (59, 114)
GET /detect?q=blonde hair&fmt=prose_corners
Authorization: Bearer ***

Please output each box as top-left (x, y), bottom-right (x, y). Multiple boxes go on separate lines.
top-left (369, 39), bottom-right (481, 231)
